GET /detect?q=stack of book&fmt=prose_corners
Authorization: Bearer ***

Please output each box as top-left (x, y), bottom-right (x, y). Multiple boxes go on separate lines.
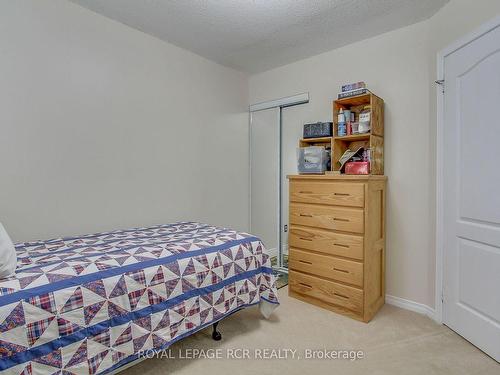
top-left (338, 81), bottom-right (370, 99)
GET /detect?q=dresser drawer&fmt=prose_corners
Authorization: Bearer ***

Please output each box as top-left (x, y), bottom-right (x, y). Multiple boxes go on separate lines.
top-left (289, 203), bottom-right (364, 233)
top-left (290, 181), bottom-right (364, 207)
top-left (289, 225), bottom-right (364, 260)
top-left (289, 248), bottom-right (363, 287)
top-left (289, 270), bottom-right (363, 313)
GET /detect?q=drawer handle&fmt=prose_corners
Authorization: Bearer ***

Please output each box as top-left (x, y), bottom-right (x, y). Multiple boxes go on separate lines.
top-left (334, 192), bottom-right (350, 196)
top-left (299, 260), bottom-right (313, 265)
top-left (334, 292), bottom-right (350, 299)
top-left (298, 282), bottom-right (312, 289)
top-left (334, 243), bottom-right (350, 248)
top-left (333, 267), bottom-right (349, 274)
top-left (332, 217), bottom-right (349, 222)
top-left (299, 190), bottom-right (313, 194)
top-left (300, 213), bottom-right (313, 217)
top-left (299, 237), bottom-right (313, 241)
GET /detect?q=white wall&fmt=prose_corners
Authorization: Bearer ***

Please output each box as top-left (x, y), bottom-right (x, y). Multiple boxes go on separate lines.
top-left (2, 0), bottom-right (498, 309)
top-left (249, 0), bottom-right (500, 308)
top-left (425, 0), bottom-right (500, 307)
top-left (250, 20), bottom-right (433, 307)
top-left (0, 0), bottom-right (249, 242)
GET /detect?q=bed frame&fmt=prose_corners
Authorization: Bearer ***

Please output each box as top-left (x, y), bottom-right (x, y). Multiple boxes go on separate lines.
top-left (211, 321), bottom-right (222, 341)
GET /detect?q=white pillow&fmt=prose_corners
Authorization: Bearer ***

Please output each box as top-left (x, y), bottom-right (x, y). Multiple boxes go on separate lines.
top-left (0, 223), bottom-right (17, 278)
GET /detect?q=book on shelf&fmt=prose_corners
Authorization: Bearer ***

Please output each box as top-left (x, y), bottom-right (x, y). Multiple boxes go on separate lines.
top-left (338, 88), bottom-right (370, 99)
top-left (341, 81), bottom-right (366, 92)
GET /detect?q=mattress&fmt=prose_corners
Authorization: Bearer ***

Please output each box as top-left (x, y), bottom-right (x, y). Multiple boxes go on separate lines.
top-left (0, 222), bottom-right (279, 374)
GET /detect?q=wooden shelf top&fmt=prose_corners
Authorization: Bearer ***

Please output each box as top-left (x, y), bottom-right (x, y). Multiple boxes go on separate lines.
top-left (335, 92), bottom-right (383, 106)
top-left (287, 174), bottom-right (387, 180)
top-left (334, 133), bottom-right (370, 141)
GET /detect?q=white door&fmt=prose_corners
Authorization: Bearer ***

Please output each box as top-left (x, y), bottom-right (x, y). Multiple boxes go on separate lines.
top-left (442, 22), bottom-right (500, 361)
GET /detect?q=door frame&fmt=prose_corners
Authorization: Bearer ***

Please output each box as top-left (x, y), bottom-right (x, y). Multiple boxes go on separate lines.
top-left (435, 14), bottom-right (500, 324)
top-left (248, 92), bottom-right (309, 273)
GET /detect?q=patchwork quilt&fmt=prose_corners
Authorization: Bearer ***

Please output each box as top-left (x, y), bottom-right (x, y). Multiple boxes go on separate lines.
top-left (0, 222), bottom-right (279, 374)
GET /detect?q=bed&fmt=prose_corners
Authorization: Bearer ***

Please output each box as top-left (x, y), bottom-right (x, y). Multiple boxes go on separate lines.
top-left (0, 222), bottom-right (279, 374)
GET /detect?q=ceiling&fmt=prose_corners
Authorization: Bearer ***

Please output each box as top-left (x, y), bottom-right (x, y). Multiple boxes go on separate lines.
top-left (69, 0), bottom-right (448, 74)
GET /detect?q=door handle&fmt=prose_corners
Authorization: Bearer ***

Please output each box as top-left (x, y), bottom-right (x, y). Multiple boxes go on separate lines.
top-left (332, 217), bottom-right (349, 222)
top-left (334, 192), bottom-right (350, 196)
top-left (299, 237), bottom-right (313, 241)
top-left (298, 282), bottom-right (312, 289)
top-left (333, 267), bottom-right (349, 274)
top-left (300, 213), bottom-right (313, 217)
top-left (299, 260), bottom-right (313, 265)
top-left (334, 243), bottom-right (349, 248)
top-left (334, 292), bottom-right (349, 299)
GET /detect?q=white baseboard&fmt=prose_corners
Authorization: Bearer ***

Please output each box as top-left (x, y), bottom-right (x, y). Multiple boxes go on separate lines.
top-left (282, 244), bottom-right (288, 255)
top-left (385, 294), bottom-right (437, 321)
top-left (267, 247), bottom-right (278, 259)
top-left (267, 244), bottom-right (288, 259)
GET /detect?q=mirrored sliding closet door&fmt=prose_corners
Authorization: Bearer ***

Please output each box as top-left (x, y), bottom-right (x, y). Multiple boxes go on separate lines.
top-left (249, 94), bottom-right (309, 273)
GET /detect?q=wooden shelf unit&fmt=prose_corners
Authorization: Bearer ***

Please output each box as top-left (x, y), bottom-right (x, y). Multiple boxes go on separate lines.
top-left (332, 93), bottom-right (384, 175)
top-left (334, 133), bottom-right (370, 141)
top-left (299, 136), bottom-right (334, 171)
top-left (299, 137), bottom-right (333, 147)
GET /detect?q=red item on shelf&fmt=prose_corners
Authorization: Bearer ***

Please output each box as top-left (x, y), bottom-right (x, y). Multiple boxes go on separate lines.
top-left (345, 161), bottom-right (370, 175)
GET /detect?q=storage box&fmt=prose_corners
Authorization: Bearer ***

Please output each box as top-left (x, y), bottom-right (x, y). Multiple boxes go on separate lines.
top-left (303, 122), bottom-right (333, 138)
top-left (345, 161), bottom-right (370, 175)
top-left (297, 146), bottom-right (327, 174)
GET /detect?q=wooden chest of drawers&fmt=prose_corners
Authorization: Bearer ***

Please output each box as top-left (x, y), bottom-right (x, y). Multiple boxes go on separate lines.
top-left (287, 175), bottom-right (387, 322)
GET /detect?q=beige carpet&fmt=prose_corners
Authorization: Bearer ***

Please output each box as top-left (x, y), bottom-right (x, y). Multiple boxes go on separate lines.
top-left (123, 287), bottom-right (499, 375)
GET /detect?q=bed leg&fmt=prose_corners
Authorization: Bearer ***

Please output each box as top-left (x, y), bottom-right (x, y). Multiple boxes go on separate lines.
top-left (212, 322), bottom-right (222, 341)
